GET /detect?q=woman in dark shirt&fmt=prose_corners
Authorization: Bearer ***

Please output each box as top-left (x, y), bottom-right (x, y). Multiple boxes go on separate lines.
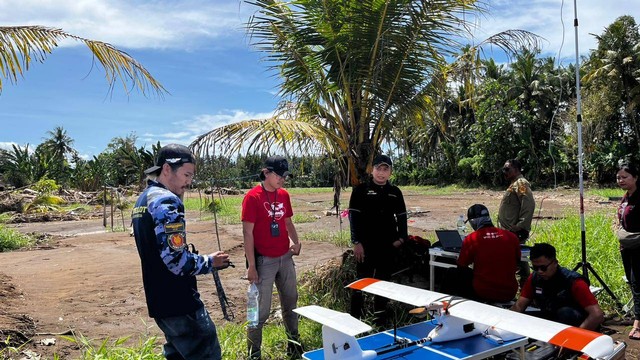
top-left (617, 162), bottom-right (640, 339)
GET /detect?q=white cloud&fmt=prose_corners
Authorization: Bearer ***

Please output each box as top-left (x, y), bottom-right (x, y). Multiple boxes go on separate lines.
top-left (77, 153), bottom-right (92, 161)
top-left (0, 142), bottom-right (18, 151)
top-left (0, 0), bottom-right (253, 50)
top-left (138, 109), bottom-right (275, 147)
top-left (0, 142), bottom-right (37, 154)
top-left (186, 110), bottom-right (275, 130)
top-left (471, 0), bottom-right (639, 61)
top-left (5, 0), bottom-right (634, 58)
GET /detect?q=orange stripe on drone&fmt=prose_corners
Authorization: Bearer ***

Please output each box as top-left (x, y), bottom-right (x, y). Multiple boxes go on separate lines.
top-left (548, 327), bottom-right (601, 351)
top-left (349, 278), bottom-right (380, 290)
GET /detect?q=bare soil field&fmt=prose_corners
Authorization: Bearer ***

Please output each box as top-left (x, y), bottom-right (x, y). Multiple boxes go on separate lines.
top-left (1, 188), bottom-right (637, 359)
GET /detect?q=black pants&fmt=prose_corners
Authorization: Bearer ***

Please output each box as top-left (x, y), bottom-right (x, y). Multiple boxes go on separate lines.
top-left (350, 255), bottom-right (394, 325)
top-left (537, 307), bottom-right (586, 327)
top-left (515, 231), bottom-right (530, 288)
top-left (622, 246), bottom-right (640, 320)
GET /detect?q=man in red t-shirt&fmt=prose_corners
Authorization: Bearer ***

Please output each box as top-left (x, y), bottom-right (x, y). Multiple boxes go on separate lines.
top-left (456, 204), bottom-right (521, 302)
top-left (511, 243), bottom-right (604, 330)
top-left (242, 156), bottom-right (302, 359)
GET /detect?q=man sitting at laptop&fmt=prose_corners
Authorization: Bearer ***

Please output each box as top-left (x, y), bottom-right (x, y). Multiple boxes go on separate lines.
top-left (452, 204), bottom-right (521, 302)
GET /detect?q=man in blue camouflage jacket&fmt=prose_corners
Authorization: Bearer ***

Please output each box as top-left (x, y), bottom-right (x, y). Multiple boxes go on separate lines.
top-left (132, 144), bottom-right (230, 360)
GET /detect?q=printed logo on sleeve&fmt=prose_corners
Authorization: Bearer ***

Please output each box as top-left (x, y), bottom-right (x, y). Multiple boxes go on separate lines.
top-left (168, 233), bottom-right (187, 251)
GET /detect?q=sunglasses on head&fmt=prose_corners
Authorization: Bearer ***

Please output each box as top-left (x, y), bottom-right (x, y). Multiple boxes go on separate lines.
top-left (531, 262), bottom-right (554, 272)
top-left (165, 157), bottom-right (193, 165)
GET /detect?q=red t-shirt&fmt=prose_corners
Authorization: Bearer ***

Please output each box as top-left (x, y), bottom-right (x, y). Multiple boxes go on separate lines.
top-left (457, 226), bottom-right (521, 302)
top-left (241, 184), bottom-right (293, 257)
top-left (520, 275), bottom-right (598, 309)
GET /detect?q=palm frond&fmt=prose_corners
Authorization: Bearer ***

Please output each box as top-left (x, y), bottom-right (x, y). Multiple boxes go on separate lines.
top-left (477, 29), bottom-right (543, 59)
top-left (190, 111), bottom-right (341, 159)
top-left (0, 26), bottom-right (166, 97)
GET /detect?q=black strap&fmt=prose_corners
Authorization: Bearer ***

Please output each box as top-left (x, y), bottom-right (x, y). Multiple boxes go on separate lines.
top-left (212, 269), bottom-right (234, 321)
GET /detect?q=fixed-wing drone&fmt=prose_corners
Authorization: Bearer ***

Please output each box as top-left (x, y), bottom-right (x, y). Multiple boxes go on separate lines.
top-left (294, 278), bottom-right (624, 360)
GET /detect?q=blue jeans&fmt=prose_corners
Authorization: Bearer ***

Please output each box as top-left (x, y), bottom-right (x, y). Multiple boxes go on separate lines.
top-left (155, 307), bottom-right (222, 360)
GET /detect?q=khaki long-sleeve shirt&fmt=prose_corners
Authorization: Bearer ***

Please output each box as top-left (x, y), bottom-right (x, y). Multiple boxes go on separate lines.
top-left (498, 175), bottom-right (535, 232)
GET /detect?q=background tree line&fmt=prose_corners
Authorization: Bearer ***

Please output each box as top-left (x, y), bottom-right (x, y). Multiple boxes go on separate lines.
top-left (1, 15), bottom-right (638, 192)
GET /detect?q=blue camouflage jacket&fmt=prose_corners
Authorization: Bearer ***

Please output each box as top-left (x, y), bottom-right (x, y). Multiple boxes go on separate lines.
top-left (132, 180), bottom-right (213, 318)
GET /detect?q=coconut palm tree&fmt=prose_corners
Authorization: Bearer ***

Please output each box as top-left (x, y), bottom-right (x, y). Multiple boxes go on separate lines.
top-left (191, 0), bottom-right (540, 188)
top-left (583, 16), bottom-right (640, 159)
top-left (41, 126), bottom-right (76, 161)
top-left (38, 126), bottom-right (77, 186)
top-left (193, 0), bottom-right (487, 186)
top-left (0, 26), bottom-right (166, 96)
top-left (0, 144), bottom-right (40, 188)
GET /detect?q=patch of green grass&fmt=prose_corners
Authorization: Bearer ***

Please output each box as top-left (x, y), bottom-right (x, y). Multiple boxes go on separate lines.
top-left (300, 229), bottom-right (350, 247)
top-left (0, 224), bottom-right (34, 251)
top-left (0, 212), bottom-right (13, 224)
top-left (216, 322), bottom-right (247, 360)
top-left (218, 316), bottom-right (322, 360)
top-left (108, 226), bottom-right (128, 233)
top-left (184, 196), bottom-right (243, 225)
top-left (59, 333), bottom-right (163, 359)
top-left (586, 187), bottom-right (624, 200)
top-left (286, 187), bottom-right (335, 195)
top-left (292, 212), bottom-right (316, 224)
top-left (532, 208), bottom-right (627, 313)
top-left (401, 184), bottom-right (480, 195)
top-left (1, 331), bottom-right (164, 359)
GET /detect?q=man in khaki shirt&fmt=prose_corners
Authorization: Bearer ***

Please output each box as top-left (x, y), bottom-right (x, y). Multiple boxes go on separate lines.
top-left (498, 159), bottom-right (535, 286)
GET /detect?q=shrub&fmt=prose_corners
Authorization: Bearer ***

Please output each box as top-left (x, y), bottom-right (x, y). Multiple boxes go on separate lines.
top-left (0, 225), bottom-right (34, 251)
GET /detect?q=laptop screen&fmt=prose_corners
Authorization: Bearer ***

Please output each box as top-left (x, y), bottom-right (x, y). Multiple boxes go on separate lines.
top-left (435, 230), bottom-right (464, 251)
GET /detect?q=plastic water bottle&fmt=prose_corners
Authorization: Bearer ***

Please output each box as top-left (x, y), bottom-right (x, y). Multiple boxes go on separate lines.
top-left (247, 283), bottom-right (259, 328)
top-left (456, 214), bottom-right (466, 236)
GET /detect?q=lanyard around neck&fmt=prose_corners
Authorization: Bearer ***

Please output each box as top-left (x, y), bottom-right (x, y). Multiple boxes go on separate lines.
top-left (261, 184), bottom-right (277, 222)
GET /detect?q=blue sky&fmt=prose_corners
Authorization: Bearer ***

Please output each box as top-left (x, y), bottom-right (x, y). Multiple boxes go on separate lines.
top-left (1, 0), bottom-right (638, 159)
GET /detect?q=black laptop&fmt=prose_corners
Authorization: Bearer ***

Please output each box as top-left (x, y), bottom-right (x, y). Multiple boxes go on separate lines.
top-left (434, 230), bottom-right (464, 252)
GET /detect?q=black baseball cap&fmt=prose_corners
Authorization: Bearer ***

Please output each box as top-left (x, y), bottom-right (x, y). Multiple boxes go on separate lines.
top-left (144, 144), bottom-right (195, 175)
top-left (259, 155), bottom-right (291, 180)
top-left (467, 204), bottom-right (490, 221)
top-left (373, 154), bottom-right (392, 167)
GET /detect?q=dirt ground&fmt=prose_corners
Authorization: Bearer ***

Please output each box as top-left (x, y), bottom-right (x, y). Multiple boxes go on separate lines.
top-left (1, 188), bottom-right (638, 359)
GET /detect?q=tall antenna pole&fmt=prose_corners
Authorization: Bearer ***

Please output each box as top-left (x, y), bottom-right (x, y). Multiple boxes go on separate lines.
top-left (573, 0), bottom-right (587, 278)
top-left (571, 0), bottom-right (621, 308)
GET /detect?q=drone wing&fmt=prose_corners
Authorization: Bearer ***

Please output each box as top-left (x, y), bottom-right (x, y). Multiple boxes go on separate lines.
top-left (294, 305), bottom-right (372, 336)
top-left (294, 305), bottom-right (377, 360)
top-left (348, 278), bottom-right (614, 359)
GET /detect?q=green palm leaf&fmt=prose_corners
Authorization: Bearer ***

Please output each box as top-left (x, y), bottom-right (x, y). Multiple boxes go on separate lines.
top-left (0, 26), bottom-right (166, 97)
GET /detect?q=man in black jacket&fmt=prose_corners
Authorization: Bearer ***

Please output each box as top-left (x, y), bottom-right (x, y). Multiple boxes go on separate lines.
top-left (348, 154), bottom-right (408, 325)
top-left (510, 243), bottom-right (604, 330)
